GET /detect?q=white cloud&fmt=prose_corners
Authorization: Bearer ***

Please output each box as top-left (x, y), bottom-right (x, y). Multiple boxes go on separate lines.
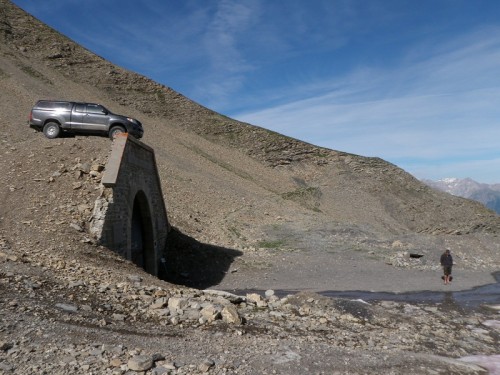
top-left (193, 0), bottom-right (260, 105)
top-left (233, 27), bottom-right (500, 182)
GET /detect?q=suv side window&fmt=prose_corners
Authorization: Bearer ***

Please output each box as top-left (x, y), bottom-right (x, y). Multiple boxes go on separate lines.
top-left (36, 101), bottom-right (72, 110)
top-left (74, 104), bottom-right (85, 113)
top-left (87, 104), bottom-right (105, 114)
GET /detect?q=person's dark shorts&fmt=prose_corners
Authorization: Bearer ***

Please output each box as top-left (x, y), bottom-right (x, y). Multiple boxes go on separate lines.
top-left (443, 266), bottom-right (452, 276)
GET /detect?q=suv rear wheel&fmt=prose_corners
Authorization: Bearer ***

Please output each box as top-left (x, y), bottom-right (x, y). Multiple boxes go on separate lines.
top-left (43, 122), bottom-right (61, 139)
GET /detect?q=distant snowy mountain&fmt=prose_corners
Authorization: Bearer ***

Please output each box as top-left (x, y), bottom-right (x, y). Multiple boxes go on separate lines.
top-left (422, 178), bottom-right (500, 215)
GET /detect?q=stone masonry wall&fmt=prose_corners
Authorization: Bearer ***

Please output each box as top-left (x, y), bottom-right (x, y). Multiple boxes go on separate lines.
top-left (90, 134), bottom-right (170, 276)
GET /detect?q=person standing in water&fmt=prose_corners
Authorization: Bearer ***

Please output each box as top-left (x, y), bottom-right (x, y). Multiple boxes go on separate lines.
top-left (440, 249), bottom-right (453, 285)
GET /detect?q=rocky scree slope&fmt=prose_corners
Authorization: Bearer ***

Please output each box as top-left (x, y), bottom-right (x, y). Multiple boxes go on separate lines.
top-left (1, 0), bottom-right (500, 277)
top-left (1, 1), bottom-right (500, 374)
top-left (0, 132), bottom-right (495, 374)
top-left (2, 0), bottom-right (500, 245)
top-left (1, 0), bottom-right (500, 285)
top-left (1, 131), bottom-right (499, 373)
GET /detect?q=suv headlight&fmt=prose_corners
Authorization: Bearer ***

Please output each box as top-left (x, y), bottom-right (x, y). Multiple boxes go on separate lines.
top-left (127, 117), bottom-right (138, 124)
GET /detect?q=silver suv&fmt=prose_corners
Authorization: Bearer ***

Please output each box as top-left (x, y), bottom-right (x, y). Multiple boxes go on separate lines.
top-left (29, 100), bottom-right (144, 139)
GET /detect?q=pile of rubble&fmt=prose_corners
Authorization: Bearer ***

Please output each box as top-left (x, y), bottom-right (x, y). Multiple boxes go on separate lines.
top-left (1, 244), bottom-right (500, 374)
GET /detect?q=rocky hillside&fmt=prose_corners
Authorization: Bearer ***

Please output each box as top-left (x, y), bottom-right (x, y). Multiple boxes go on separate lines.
top-left (1, 1), bottom-right (500, 373)
top-left (1, 0), bottom-right (499, 286)
top-left (2, 0), bottom-right (500, 240)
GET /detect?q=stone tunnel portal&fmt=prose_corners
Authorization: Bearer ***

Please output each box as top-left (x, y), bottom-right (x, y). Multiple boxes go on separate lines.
top-left (92, 134), bottom-right (171, 277)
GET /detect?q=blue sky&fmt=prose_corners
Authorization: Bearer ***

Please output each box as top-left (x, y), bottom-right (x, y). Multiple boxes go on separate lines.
top-left (12, 0), bottom-right (500, 183)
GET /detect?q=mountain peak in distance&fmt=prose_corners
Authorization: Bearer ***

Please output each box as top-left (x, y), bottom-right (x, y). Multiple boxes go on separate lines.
top-left (423, 177), bottom-right (500, 214)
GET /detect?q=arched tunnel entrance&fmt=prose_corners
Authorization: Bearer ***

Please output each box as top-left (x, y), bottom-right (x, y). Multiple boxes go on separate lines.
top-left (96, 134), bottom-right (170, 277)
top-left (130, 190), bottom-right (155, 274)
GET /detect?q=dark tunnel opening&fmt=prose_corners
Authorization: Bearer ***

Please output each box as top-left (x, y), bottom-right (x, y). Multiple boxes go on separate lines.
top-left (131, 190), bottom-right (155, 274)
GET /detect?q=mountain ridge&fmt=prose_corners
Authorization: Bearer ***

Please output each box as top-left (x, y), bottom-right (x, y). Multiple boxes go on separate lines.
top-left (423, 177), bottom-right (500, 215)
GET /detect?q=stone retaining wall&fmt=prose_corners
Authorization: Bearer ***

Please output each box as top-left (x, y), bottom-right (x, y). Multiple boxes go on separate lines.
top-left (90, 134), bottom-right (170, 276)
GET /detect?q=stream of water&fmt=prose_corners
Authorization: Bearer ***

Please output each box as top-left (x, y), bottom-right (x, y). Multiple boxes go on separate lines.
top-left (319, 274), bottom-right (500, 311)
top-left (229, 272), bottom-right (500, 311)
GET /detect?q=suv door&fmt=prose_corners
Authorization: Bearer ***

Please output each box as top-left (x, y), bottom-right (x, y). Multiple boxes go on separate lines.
top-left (82, 104), bottom-right (109, 132)
top-left (69, 103), bottom-right (86, 129)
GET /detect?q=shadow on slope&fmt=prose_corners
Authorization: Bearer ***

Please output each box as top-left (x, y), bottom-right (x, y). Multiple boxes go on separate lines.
top-left (160, 227), bottom-right (243, 289)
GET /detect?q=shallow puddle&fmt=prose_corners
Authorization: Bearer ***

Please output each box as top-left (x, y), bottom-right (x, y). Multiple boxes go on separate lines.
top-left (319, 282), bottom-right (500, 311)
top-left (228, 272), bottom-right (500, 311)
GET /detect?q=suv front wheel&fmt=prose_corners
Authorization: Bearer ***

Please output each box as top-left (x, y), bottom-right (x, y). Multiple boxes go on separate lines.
top-left (109, 125), bottom-right (125, 140)
top-left (43, 122), bottom-right (61, 139)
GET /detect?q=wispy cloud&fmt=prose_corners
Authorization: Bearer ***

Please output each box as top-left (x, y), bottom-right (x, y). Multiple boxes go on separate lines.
top-left (58, 3), bottom-right (211, 71)
top-left (204, 0), bottom-right (257, 72)
top-left (233, 27), bottom-right (500, 182)
top-left (194, 0), bottom-right (259, 106)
